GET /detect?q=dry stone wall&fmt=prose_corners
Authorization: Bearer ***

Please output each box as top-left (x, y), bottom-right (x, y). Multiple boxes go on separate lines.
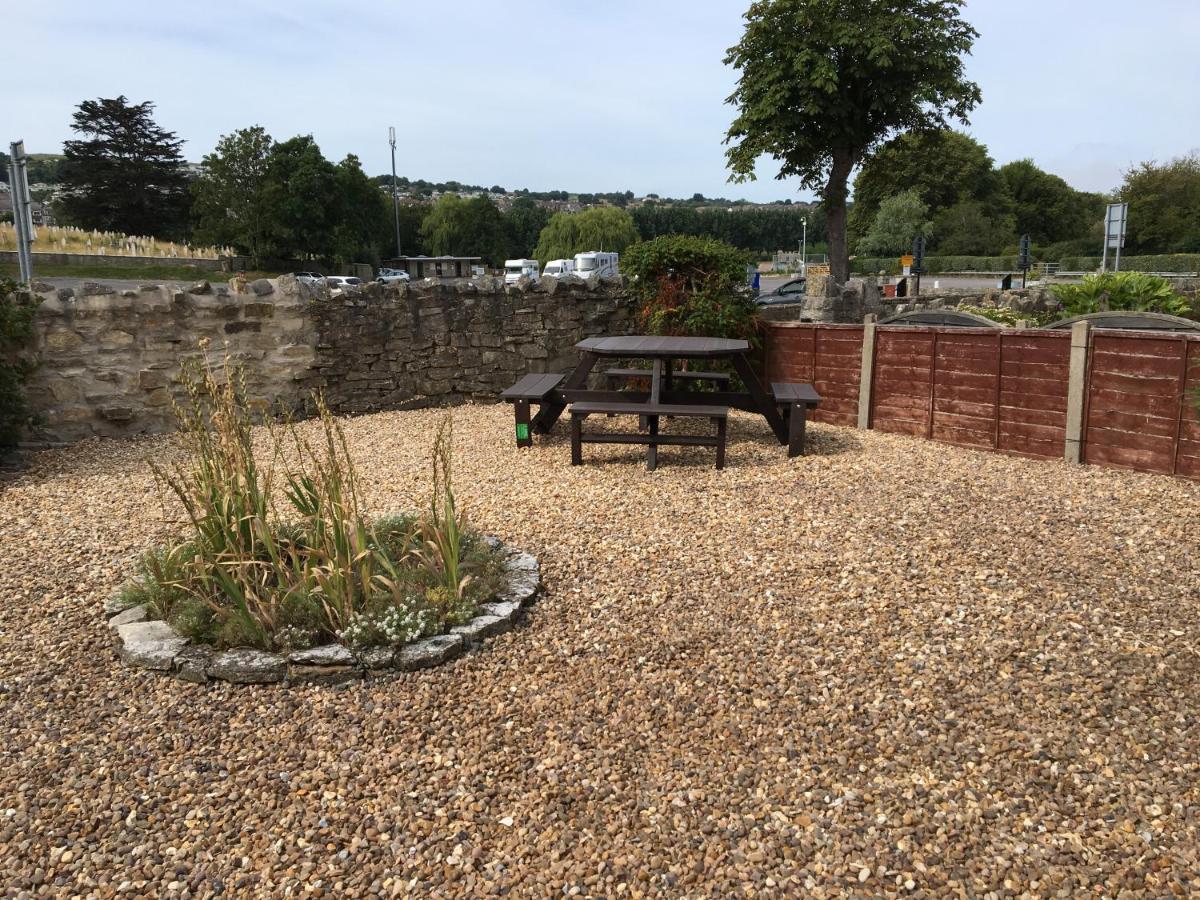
top-left (23, 274), bottom-right (634, 444)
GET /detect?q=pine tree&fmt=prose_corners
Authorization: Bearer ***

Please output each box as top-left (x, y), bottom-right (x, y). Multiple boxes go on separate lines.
top-left (59, 96), bottom-right (190, 239)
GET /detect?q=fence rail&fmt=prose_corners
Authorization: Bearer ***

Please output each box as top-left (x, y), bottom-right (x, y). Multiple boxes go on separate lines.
top-left (762, 321), bottom-right (1200, 480)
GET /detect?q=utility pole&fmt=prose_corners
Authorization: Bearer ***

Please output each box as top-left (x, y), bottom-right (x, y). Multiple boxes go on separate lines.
top-left (7, 141), bottom-right (34, 284)
top-left (388, 126), bottom-right (401, 260)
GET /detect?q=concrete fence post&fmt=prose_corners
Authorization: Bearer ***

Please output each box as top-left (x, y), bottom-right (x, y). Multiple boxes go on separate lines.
top-left (857, 315), bottom-right (878, 430)
top-left (1064, 321), bottom-right (1090, 464)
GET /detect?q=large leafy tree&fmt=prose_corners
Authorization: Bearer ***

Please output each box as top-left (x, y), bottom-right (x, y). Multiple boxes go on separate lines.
top-left (191, 126), bottom-right (275, 263)
top-left (532, 207), bottom-right (639, 264)
top-left (930, 200), bottom-right (1016, 255)
top-left (331, 154), bottom-right (392, 265)
top-left (59, 96), bottom-right (190, 239)
top-left (998, 159), bottom-right (1104, 246)
top-left (419, 195), bottom-right (511, 266)
top-left (857, 190), bottom-right (932, 257)
top-left (261, 136), bottom-right (339, 260)
top-left (503, 197), bottom-right (551, 258)
top-left (1117, 153), bottom-right (1200, 254)
top-left (724, 0), bottom-right (980, 284)
top-left (848, 131), bottom-right (1002, 246)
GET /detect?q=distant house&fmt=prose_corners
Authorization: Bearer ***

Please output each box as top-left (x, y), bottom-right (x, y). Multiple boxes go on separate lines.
top-left (0, 193), bottom-right (54, 226)
top-left (386, 255), bottom-right (483, 279)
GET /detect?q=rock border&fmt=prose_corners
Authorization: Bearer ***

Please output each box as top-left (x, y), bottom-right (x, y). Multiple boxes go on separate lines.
top-left (105, 540), bottom-right (540, 686)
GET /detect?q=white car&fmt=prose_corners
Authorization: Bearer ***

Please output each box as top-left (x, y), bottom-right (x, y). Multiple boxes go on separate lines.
top-left (377, 268), bottom-right (411, 284)
top-left (326, 275), bottom-right (364, 289)
top-left (293, 271), bottom-right (325, 284)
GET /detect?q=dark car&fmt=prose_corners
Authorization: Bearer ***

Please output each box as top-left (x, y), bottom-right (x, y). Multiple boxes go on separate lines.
top-left (755, 277), bottom-right (807, 305)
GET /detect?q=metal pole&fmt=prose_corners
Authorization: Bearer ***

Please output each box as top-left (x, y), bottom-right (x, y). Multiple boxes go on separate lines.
top-left (388, 126), bottom-right (401, 260)
top-left (801, 217), bottom-right (807, 276)
top-left (1113, 205), bottom-right (1124, 272)
top-left (8, 141), bottom-right (34, 284)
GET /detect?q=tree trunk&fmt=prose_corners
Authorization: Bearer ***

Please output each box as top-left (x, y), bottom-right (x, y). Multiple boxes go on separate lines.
top-left (823, 151), bottom-right (855, 286)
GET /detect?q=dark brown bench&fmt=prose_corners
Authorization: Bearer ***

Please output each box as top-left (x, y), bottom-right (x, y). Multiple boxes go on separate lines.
top-left (605, 367), bottom-right (731, 389)
top-left (569, 401), bottom-right (728, 471)
top-left (771, 382), bottom-right (821, 458)
top-left (501, 373), bottom-right (564, 448)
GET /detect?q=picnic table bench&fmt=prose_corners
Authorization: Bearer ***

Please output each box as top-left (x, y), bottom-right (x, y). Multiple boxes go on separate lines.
top-left (502, 336), bottom-right (821, 469)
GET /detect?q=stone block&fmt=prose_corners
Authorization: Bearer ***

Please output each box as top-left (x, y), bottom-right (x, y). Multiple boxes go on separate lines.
top-left (138, 369), bottom-right (169, 390)
top-left (209, 649), bottom-right (287, 684)
top-left (118, 621), bottom-right (189, 671)
top-left (174, 645), bottom-right (214, 683)
top-left (394, 634), bottom-right (464, 672)
top-left (107, 604), bottom-right (148, 629)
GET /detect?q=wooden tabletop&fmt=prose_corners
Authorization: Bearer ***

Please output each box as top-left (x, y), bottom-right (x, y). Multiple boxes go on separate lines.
top-left (576, 335), bottom-right (750, 357)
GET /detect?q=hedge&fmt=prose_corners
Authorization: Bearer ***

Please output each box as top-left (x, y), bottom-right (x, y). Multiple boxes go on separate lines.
top-left (850, 253), bottom-right (1200, 276)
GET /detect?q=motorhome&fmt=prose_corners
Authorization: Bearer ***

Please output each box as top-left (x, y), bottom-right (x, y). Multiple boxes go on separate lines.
top-left (504, 259), bottom-right (541, 284)
top-left (542, 258), bottom-right (576, 278)
top-left (574, 251), bottom-right (619, 278)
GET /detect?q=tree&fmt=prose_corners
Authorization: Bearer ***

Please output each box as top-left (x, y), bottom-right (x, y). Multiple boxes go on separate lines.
top-left (260, 136), bottom-right (339, 260)
top-left (930, 200), bottom-right (1015, 255)
top-left (533, 207), bottom-right (640, 264)
top-left (191, 126), bottom-right (275, 263)
top-left (857, 190), bottom-right (932, 257)
top-left (724, 0), bottom-right (980, 285)
top-left (331, 154), bottom-right (392, 265)
top-left (419, 194), bottom-right (511, 266)
top-left (503, 197), bottom-right (551, 258)
top-left (58, 96), bottom-right (191, 239)
top-left (998, 159), bottom-right (1104, 246)
top-left (849, 131), bottom-right (1003, 246)
top-left (1117, 153), bottom-right (1200, 254)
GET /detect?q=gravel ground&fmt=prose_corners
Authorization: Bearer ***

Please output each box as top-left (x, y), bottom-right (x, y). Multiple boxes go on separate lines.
top-left (2, 404), bottom-right (1199, 897)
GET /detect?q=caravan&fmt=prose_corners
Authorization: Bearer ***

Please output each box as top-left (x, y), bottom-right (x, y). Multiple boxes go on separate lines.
top-left (573, 251), bottom-right (619, 278)
top-left (542, 258), bottom-right (576, 278)
top-left (504, 259), bottom-right (541, 284)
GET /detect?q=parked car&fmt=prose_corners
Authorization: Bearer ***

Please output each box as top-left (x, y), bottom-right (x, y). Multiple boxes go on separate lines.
top-left (377, 268), bottom-right (410, 284)
top-left (543, 258), bottom-right (576, 278)
top-left (755, 277), bottom-right (807, 305)
top-left (293, 271), bottom-right (325, 284)
top-left (326, 275), bottom-right (364, 289)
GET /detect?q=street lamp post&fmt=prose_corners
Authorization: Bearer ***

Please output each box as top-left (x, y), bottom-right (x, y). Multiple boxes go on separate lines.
top-left (388, 127), bottom-right (401, 260)
top-left (800, 217), bottom-right (807, 276)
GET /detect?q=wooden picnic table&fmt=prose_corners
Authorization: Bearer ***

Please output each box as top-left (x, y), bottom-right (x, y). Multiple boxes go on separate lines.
top-left (530, 335), bottom-right (789, 445)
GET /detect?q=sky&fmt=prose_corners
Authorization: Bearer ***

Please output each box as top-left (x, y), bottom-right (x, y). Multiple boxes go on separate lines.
top-left (6, 0), bottom-right (1200, 202)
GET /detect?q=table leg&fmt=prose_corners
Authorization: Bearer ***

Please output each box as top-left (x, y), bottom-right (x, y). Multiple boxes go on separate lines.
top-left (647, 415), bottom-right (659, 471)
top-left (514, 399), bottom-right (532, 448)
top-left (533, 351), bottom-right (599, 434)
top-left (715, 416), bottom-right (727, 470)
top-left (570, 414), bottom-right (582, 465)
top-left (788, 403), bottom-right (809, 457)
top-left (730, 353), bottom-right (788, 445)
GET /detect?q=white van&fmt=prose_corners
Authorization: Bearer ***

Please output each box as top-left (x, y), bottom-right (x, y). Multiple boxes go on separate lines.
top-left (504, 259), bottom-right (541, 284)
top-left (574, 251), bottom-right (619, 278)
top-left (542, 258), bottom-right (576, 278)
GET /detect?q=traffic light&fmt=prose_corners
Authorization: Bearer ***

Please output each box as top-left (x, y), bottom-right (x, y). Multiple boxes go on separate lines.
top-left (911, 235), bottom-right (926, 275)
top-left (1018, 234), bottom-right (1032, 271)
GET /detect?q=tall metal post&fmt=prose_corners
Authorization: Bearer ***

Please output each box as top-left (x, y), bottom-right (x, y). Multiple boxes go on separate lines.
top-left (800, 217), bottom-right (807, 275)
top-left (388, 127), bottom-right (401, 260)
top-left (8, 141), bottom-right (34, 283)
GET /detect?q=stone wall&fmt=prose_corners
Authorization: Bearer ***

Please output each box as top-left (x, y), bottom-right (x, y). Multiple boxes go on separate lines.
top-left (22, 274), bottom-right (634, 444)
top-left (1, 251), bottom-right (223, 271)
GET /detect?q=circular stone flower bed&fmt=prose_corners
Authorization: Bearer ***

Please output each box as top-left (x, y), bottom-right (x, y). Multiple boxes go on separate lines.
top-left (106, 540), bottom-right (540, 685)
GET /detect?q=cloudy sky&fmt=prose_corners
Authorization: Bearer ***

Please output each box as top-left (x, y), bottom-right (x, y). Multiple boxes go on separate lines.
top-left (7, 0), bottom-right (1199, 201)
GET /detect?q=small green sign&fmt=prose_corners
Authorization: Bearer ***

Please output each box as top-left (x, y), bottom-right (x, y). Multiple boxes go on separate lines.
top-left (516, 423), bottom-right (530, 440)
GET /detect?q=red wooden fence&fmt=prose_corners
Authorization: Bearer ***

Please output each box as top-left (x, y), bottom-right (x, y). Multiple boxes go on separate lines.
top-left (762, 324), bottom-right (863, 426)
top-left (762, 322), bottom-right (1200, 480)
top-left (1085, 332), bottom-right (1200, 477)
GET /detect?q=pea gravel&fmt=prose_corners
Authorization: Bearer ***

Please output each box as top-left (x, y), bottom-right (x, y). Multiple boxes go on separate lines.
top-left (2, 404), bottom-right (1199, 897)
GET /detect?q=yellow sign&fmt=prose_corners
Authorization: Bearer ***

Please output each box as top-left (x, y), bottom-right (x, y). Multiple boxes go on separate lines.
top-left (900, 255), bottom-right (914, 267)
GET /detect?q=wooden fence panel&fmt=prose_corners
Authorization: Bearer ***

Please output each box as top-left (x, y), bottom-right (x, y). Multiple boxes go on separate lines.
top-left (1177, 341), bottom-right (1200, 479)
top-left (996, 332), bottom-right (1071, 460)
top-left (1084, 331), bottom-right (1192, 475)
top-left (763, 324), bottom-right (863, 426)
top-left (931, 331), bottom-right (1000, 450)
top-left (871, 328), bottom-right (935, 436)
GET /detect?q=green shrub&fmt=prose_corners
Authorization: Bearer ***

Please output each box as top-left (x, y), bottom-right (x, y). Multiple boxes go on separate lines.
top-left (621, 235), bottom-right (757, 341)
top-left (1050, 272), bottom-right (1192, 317)
top-left (129, 355), bottom-right (503, 651)
top-left (956, 305), bottom-right (1057, 327)
top-left (0, 279), bottom-right (36, 454)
